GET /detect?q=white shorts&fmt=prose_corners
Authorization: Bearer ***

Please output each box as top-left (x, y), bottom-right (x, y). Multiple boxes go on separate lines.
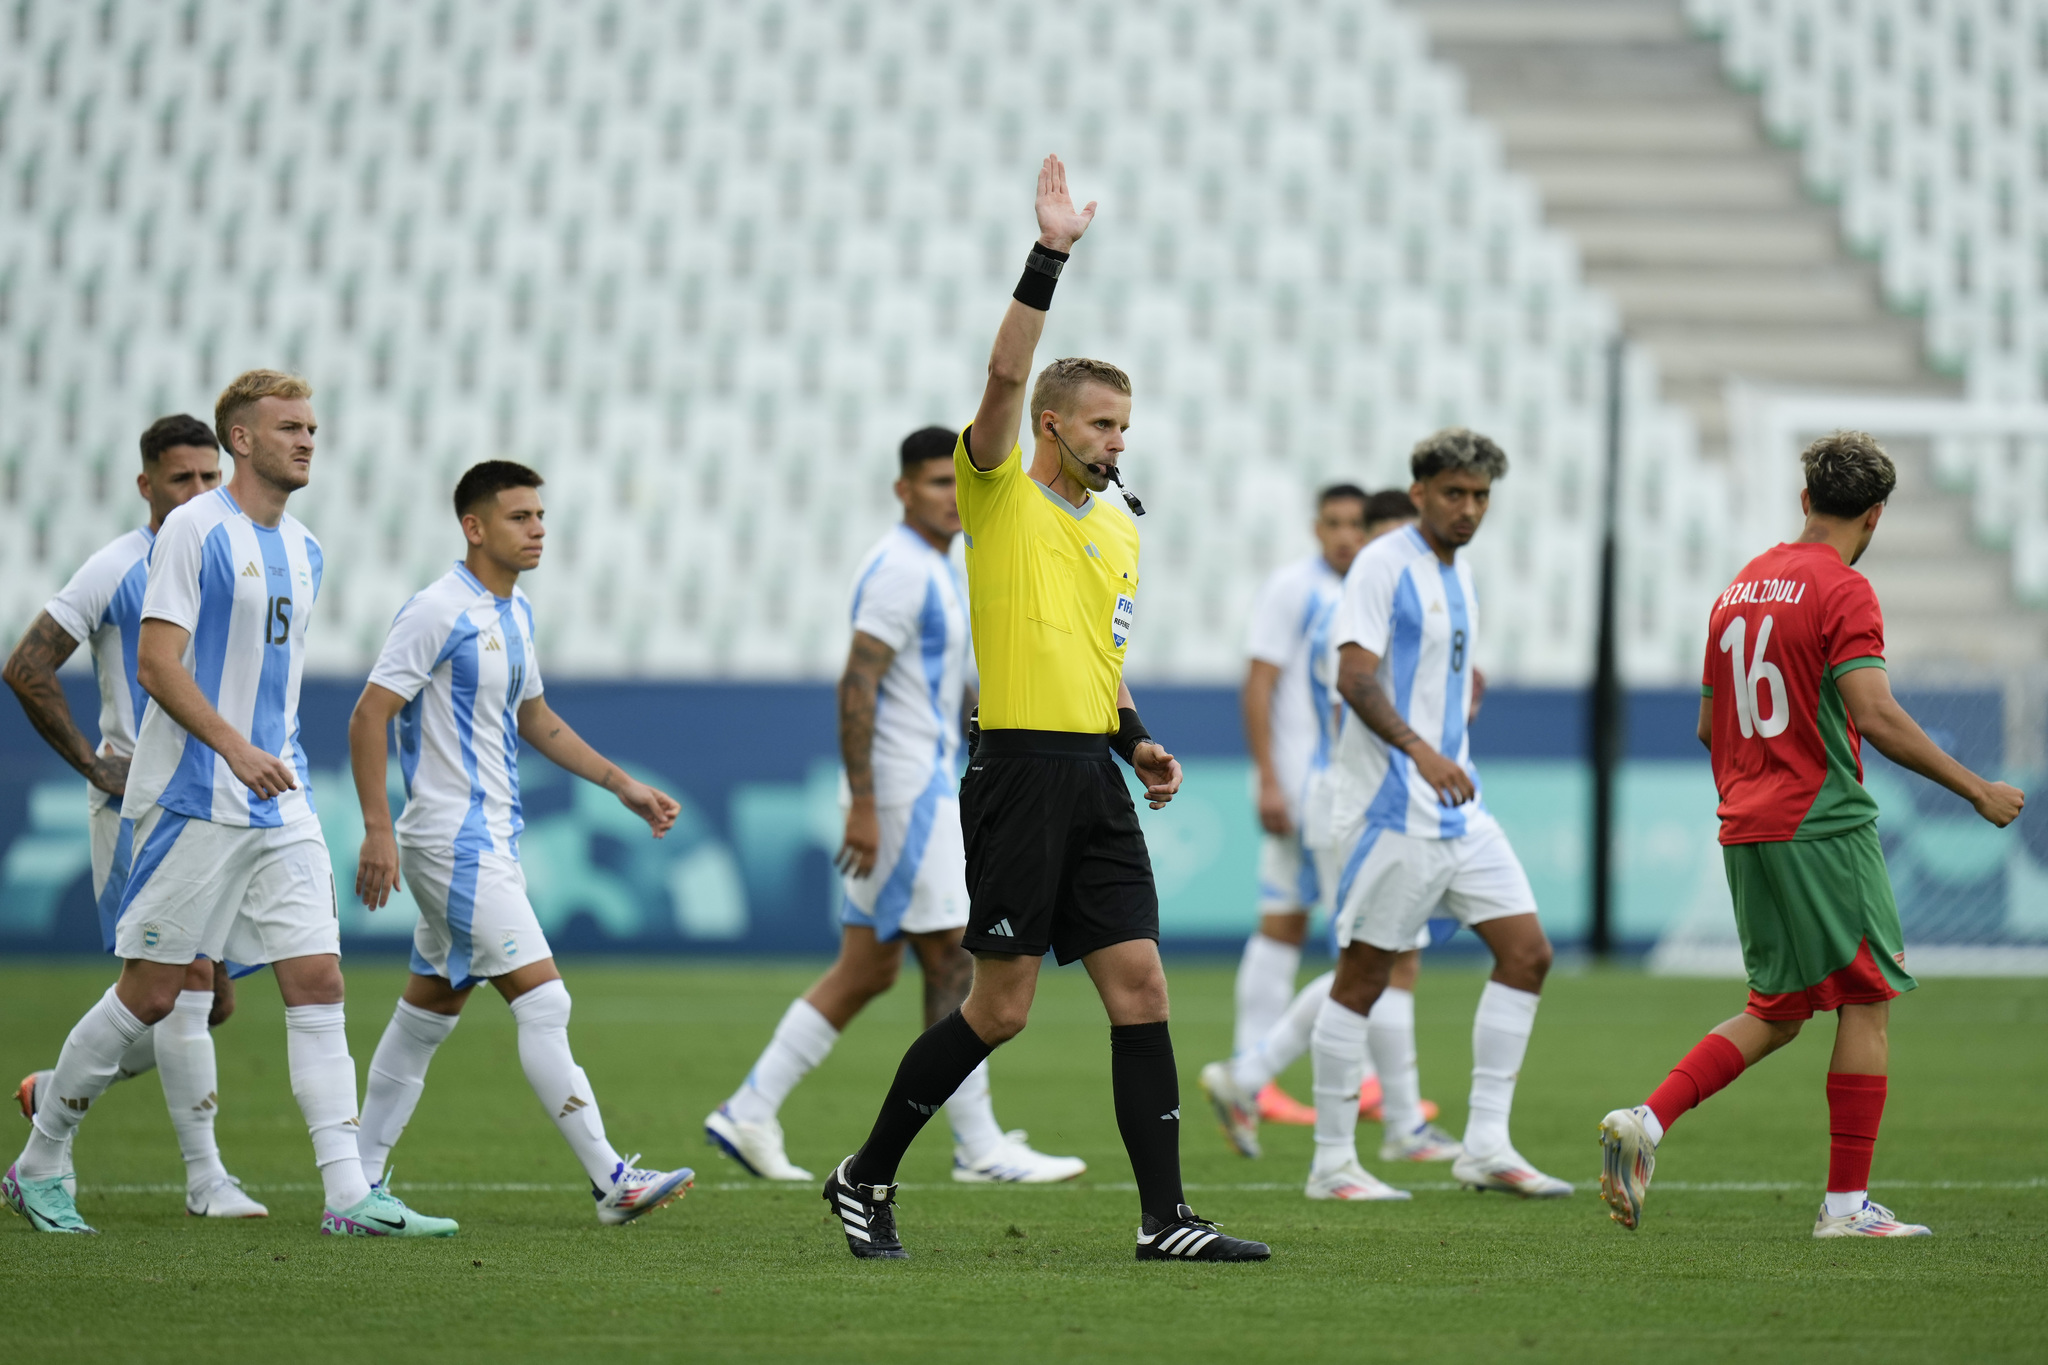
top-left (402, 843), bottom-right (552, 989)
top-left (1257, 831), bottom-right (1322, 914)
top-left (1311, 837), bottom-right (1431, 954)
top-left (1331, 823), bottom-right (1538, 953)
top-left (113, 807), bottom-right (338, 969)
top-left (840, 793), bottom-right (969, 942)
top-left (89, 798), bottom-right (134, 954)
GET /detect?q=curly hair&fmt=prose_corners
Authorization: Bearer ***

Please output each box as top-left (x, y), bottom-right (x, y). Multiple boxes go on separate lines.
top-left (1410, 427), bottom-right (1508, 482)
top-left (1801, 430), bottom-right (1896, 518)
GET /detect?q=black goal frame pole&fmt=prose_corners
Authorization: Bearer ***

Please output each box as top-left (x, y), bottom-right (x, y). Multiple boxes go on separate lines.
top-left (1590, 334), bottom-right (1628, 961)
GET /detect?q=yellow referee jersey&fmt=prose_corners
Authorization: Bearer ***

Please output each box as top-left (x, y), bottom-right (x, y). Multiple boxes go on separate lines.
top-left (954, 426), bottom-right (1141, 734)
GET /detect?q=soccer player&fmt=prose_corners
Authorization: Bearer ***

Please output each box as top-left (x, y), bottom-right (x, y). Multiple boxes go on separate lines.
top-left (348, 460), bottom-right (695, 1227)
top-left (5, 414), bottom-right (264, 1219)
top-left (705, 429), bottom-right (1084, 1186)
top-left (1227, 483), bottom-right (1371, 1125)
top-left (1304, 429), bottom-right (1573, 1203)
top-left (1201, 488), bottom-right (1456, 1171)
top-left (820, 155), bottom-right (1270, 1263)
top-left (4, 371), bottom-right (456, 1237)
top-left (1598, 433), bottom-right (2024, 1238)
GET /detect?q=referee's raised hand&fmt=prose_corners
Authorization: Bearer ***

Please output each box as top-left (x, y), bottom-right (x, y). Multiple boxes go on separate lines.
top-left (1034, 152), bottom-right (1097, 252)
top-left (1131, 739), bottom-right (1183, 809)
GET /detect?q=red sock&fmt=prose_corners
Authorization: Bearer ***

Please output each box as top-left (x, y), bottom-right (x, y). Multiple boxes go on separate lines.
top-left (1826, 1073), bottom-right (1887, 1194)
top-left (1645, 1032), bottom-right (1747, 1133)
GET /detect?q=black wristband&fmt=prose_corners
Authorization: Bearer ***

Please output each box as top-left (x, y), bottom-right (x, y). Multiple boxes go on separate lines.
top-left (1112, 707), bottom-right (1151, 765)
top-left (1012, 242), bottom-right (1069, 311)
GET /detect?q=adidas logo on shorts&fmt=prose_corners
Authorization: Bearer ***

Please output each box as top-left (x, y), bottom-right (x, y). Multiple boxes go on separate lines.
top-left (987, 919), bottom-right (1015, 938)
top-left (909, 1100), bottom-right (940, 1115)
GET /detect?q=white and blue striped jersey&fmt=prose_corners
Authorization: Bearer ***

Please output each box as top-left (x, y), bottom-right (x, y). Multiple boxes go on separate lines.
top-left (43, 527), bottom-right (154, 773)
top-left (123, 488), bottom-right (323, 828)
top-left (1243, 553), bottom-right (1346, 822)
top-left (1325, 524), bottom-right (1494, 841)
top-left (369, 562), bottom-right (544, 856)
top-left (848, 524), bottom-right (971, 808)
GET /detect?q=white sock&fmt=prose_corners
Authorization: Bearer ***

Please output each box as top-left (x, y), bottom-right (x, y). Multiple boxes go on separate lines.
top-left (1309, 996), bottom-right (1371, 1171)
top-left (156, 990), bottom-right (228, 1190)
top-left (19, 986), bottom-right (149, 1178)
top-left (726, 998), bottom-right (839, 1126)
top-left (1233, 971), bottom-right (1333, 1095)
top-left (284, 1003), bottom-right (372, 1210)
top-left (509, 980), bottom-right (623, 1189)
top-left (1233, 933), bottom-right (1302, 1059)
top-left (1465, 981), bottom-right (1541, 1159)
top-left (945, 1059), bottom-right (1005, 1161)
top-left (1368, 987), bottom-right (1422, 1137)
top-left (1824, 1189), bottom-right (1867, 1218)
top-left (356, 1000), bottom-right (461, 1186)
top-left (117, 1025), bottom-right (159, 1080)
top-left (1638, 1106), bottom-right (1665, 1146)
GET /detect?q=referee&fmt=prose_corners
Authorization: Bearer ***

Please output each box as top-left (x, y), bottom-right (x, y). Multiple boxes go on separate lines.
top-left (822, 155), bottom-right (1271, 1264)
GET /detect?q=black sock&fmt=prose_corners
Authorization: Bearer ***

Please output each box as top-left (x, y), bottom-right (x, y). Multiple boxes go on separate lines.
top-left (1110, 1021), bottom-right (1185, 1225)
top-left (847, 1009), bottom-right (993, 1188)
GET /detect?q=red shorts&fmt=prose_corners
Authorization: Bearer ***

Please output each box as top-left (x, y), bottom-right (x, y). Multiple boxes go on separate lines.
top-left (1744, 939), bottom-right (1901, 1021)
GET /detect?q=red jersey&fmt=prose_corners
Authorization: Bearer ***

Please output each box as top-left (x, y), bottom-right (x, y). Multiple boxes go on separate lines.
top-left (1702, 541), bottom-right (1887, 844)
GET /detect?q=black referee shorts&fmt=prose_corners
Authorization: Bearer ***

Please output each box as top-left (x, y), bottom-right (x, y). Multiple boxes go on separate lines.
top-left (957, 729), bottom-right (1160, 965)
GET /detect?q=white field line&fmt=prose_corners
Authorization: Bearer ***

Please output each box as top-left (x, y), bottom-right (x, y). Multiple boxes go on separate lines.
top-left (85, 1177), bottom-right (2048, 1196)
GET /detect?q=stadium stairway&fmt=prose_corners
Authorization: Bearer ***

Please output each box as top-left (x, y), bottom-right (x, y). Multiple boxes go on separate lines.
top-left (1401, 0), bottom-right (2045, 670)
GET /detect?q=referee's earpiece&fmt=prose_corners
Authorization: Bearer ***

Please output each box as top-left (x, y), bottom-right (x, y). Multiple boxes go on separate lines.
top-left (1048, 419), bottom-right (1147, 517)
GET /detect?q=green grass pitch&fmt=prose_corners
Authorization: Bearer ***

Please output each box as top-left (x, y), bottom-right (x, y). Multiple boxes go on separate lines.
top-left (1, 958), bottom-right (2043, 1363)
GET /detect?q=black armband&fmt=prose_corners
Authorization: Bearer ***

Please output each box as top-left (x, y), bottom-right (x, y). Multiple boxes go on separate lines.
top-left (1111, 707), bottom-right (1151, 765)
top-left (1012, 242), bottom-right (1069, 311)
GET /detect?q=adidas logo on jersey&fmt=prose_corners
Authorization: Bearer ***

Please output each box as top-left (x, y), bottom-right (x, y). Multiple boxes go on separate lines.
top-left (241, 561), bottom-right (261, 578)
top-left (484, 633), bottom-right (503, 652)
top-left (987, 918), bottom-right (1016, 938)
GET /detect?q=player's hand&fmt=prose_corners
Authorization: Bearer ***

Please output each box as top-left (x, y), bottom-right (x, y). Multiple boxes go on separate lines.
top-left (1256, 775), bottom-right (1293, 836)
top-left (87, 750), bottom-right (129, 798)
top-left (836, 796), bottom-right (880, 879)
top-left (619, 780), bottom-right (681, 838)
top-left (1133, 741), bottom-right (1183, 809)
top-left (1035, 153), bottom-right (1097, 252)
top-left (227, 741), bottom-right (298, 801)
top-left (1408, 745), bottom-right (1475, 807)
top-left (355, 827), bottom-right (402, 910)
top-left (1972, 780), bottom-right (2025, 828)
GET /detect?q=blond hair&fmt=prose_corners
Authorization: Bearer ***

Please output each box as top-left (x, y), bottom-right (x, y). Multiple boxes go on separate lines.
top-left (214, 369), bottom-right (313, 453)
top-left (1029, 357), bottom-right (1132, 432)
top-left (1410, 426), bottom-right (1508, 482)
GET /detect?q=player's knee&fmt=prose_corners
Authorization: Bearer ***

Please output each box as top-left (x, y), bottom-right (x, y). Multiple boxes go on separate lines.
top-left (966, 998), bottom-right (1030, 1045)
top-left (208, 992), bottom-right (236, 1028)
top-left (849, 954), bottom-right (903, 1001)
top-left (1494, 936), bottom-right (1552, 990)
top-left (982, 1011), bottom-right (1029, 1045)
top-left (1765, 1016), bottom-right (1804, 1048)
top-left (1328, 975), bottom-right (1383, 1017)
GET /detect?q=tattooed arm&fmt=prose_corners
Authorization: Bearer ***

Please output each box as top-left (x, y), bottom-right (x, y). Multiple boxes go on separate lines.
top-left (3, 611), bottom-right (127, 795)
top-left (835, 630), bottom-right (897, 879)
top-left (1335, 641), bottom-right (1474, 806)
